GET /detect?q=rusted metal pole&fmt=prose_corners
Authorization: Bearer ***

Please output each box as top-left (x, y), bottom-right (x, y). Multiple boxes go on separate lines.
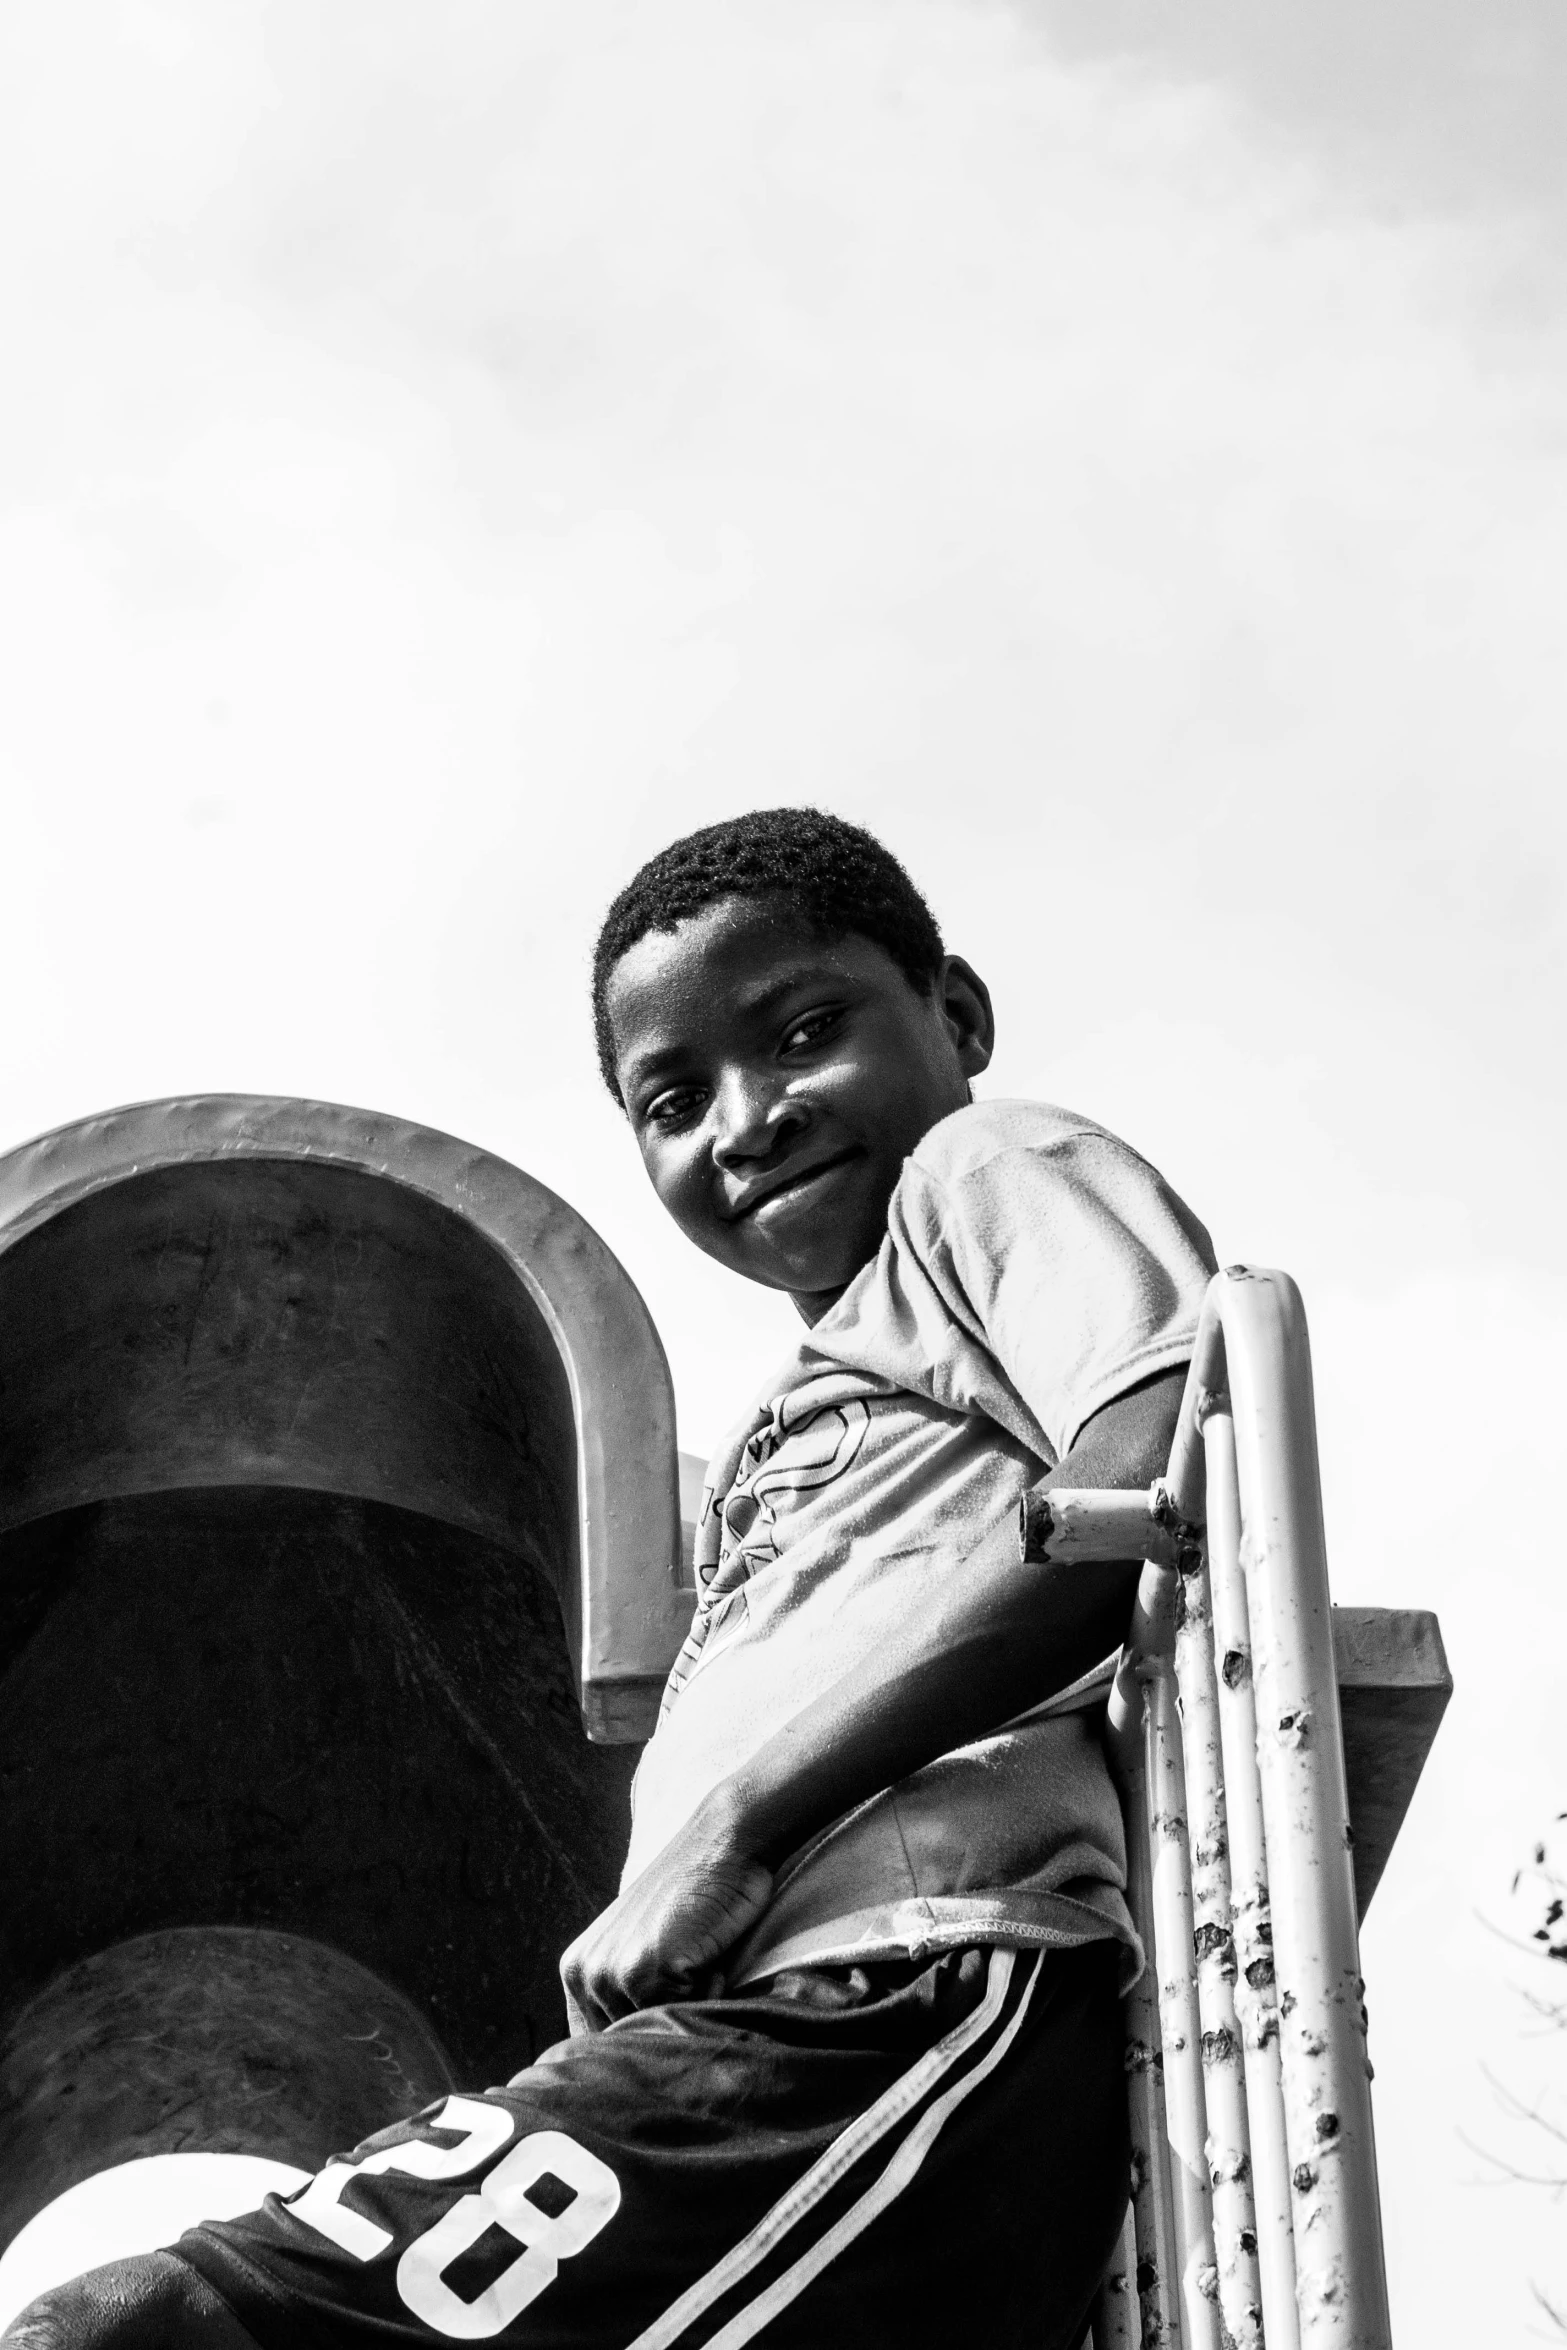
top-left (1220, 1270), bottom-right (1391, 2350)
top-left (1172, 1542), bottom-right (1264, 2350)
top-left (1108, 1588), bottom-right (1185, 2350)
top-left (1088, 2204), bottom-right (1139, 2350)
top-left (1019, 1482), bottom-right (1202, 1572)
top-left (1143, 1590), bottom-right (1223, 2350)
top-left (1164, 1285), bottom-right (1228, 1528)
top-left (1093, 1269), bottom-right (1392, 2348)
top-left (1203, 1402), bottom-right (1299, 2350)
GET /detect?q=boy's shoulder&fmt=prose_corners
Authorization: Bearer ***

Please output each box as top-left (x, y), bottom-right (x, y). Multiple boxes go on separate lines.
top-left (898, 1096), bottom-right (1215, 1282)
top-left (907, 1097), bottom-right (1120, 1190)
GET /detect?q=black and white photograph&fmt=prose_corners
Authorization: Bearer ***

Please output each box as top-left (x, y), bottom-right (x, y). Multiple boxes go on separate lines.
top-left (0, 7), bottom-right (1562, 2344)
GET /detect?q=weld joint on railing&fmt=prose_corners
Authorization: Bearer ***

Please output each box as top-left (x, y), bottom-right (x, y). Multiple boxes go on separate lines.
top-left (1191, 1381), bottom-right (1231, 1433)
top-left (1149, 1478), bottom-right (1205, 1572)
top-left (1017, 1478), bottom-right (1205, 1571)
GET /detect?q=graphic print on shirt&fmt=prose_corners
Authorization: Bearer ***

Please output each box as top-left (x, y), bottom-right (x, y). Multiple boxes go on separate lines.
top-left (661, 1382), bottom-right (874, 1717)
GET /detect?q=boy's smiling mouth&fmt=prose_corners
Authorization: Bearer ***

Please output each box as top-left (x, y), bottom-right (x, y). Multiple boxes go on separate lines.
top-left (726, 1147), bottom-right (865, 1222)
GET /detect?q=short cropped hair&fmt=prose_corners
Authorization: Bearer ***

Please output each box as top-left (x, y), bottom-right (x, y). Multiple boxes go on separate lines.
top-left (591, 807), bottom-right (945, 1100)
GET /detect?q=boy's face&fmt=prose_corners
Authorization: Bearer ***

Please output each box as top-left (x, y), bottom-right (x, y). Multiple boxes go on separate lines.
top-left (606, 895), bottom-right (994, 1321)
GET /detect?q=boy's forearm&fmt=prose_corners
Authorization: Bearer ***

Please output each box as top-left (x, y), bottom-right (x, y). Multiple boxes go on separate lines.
top-left (702, 1535), bottom-right (1139, 1869)
top-left (561, 1366), bottom-right (1187, 2029)
top-left (699, 1363), bottom-right (1185, 1872)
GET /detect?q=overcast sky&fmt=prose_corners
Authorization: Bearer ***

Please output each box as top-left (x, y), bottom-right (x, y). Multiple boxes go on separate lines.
top-left (2, 3), bottom-right (1564, 2337)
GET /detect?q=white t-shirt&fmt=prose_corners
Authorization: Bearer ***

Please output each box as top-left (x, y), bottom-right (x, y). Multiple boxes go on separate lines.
top-left (621, 1098), bottom-right (1216, 1986)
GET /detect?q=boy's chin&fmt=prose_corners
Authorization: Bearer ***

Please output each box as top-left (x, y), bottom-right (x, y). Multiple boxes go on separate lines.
top-left (715, 1177), bottom-right (889, 1303)
top-left (725, 1240), bottom-right (876, 1307)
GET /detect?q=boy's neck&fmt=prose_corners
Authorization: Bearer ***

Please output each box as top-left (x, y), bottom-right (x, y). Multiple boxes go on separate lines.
top-left (791, 1282), bottom-right (845, 1328)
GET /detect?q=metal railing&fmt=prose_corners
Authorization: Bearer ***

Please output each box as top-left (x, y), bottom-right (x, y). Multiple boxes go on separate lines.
top-left (1026, 1268), bottom-right (1391, 2350)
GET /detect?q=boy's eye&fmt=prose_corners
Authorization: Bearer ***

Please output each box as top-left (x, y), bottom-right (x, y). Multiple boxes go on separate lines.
top-left (780, 1007), bottom-right (844, 1054)
top-left (644, 1086), bottom-right (707, 1130)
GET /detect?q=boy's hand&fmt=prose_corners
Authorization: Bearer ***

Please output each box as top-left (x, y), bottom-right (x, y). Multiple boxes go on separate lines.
top-left (560, 1799), bottom-right (773, 2035)
top-left (1, 2253), bottom-right (260, 2347)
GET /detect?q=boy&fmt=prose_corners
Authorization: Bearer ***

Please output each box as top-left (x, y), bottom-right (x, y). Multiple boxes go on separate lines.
top-left (10, 810), bottom-right (1215, 2350)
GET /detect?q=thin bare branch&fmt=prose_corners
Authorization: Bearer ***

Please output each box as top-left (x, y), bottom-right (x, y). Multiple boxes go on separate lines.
top-left (1457, 2129), bottom-right (1567, 2195)
top-left (1481, 2063), bottom-right (1567, 2158)
top-left (1530, 2281), bottom-right (1567, 2339)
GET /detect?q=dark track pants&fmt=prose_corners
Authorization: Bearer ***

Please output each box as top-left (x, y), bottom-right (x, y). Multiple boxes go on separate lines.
top-left (173, 1942), bottom-right (1128, 2350)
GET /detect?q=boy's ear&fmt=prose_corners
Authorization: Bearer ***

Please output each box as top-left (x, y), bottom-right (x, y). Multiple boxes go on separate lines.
top-left (937, 955), bottom-right (995, 1078)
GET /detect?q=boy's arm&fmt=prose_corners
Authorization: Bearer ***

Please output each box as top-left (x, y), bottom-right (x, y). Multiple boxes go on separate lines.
top-left (561, 1362), bottom-right (1183, 2032)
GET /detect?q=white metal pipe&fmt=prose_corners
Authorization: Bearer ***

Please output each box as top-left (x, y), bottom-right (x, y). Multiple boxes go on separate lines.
top-left (1173, 1547), bottom-right (1264, 2350)
top-left (1089, 2203), bottom-right (1139, 2350)
top-left (1203, 1402), bottom-right (1299, 2350)
top-left (1108, 1582), bottom-right (1185, 2350)
top-left (1163, 1289), bottom-right (1230, 1527)
top-left (1144, 1601), bottom-right (1222, 2350)
top-left (1122, 1751), bottom-right (1183, 2350)
top-left (1220, 1271), bottom-right (1392, 2350)
top-left (1020, 1482), bottom-right (1202, 1571)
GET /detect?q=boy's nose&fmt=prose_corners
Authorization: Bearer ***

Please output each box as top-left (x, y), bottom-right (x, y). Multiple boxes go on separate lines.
top-left (711, 1074), bottom-right (807, 1166)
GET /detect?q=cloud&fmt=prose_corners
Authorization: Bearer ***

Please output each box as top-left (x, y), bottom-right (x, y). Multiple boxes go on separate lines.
top-left (1039, 0), bottom-right (1567, 257)
top-left (1, 7), bottom-right (1563, 2332)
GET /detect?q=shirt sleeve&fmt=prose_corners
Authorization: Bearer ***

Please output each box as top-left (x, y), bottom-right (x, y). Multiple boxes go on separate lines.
top-left (893, 1116), bottom-right (1217, 1464)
